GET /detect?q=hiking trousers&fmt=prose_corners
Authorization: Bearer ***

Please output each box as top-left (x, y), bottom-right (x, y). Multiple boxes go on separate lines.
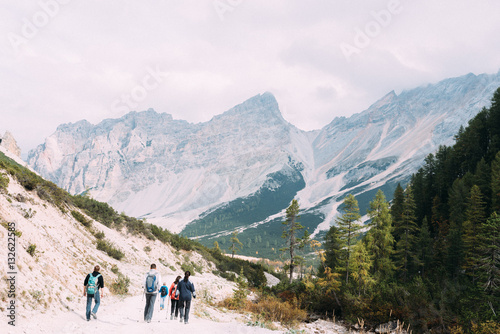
top-left (86, 290), bottom-right (100, 320)
top-left (170, 299), bottom-right (179, 317)
top-left (160, 296), bottom-right (167, 309)
top-left (144, 293), bottom-right (157, 321)
top-left (178, 299), bottom-right (191, 323)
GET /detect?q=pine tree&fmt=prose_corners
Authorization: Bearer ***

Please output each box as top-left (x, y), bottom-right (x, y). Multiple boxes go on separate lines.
top-left (422, 154), bottom-right (438, 229)
top-left (394, 186), bottom-right (418, 282)
top-left (213, 241), bottom-right (221, 253)
top-left (434, 145), bottom-right (455, 216)
top-left (366, 190), bottom-right (394, 280)
top-left (463, 185), bottom-right (486, 282)
top-left (416, 217), bottom-right (432, 277)
top-left (447, 178), bottom-right (468, 278)
top-left (391, 183), bottom-right (405, 244)
top-left (229, 230), bottom-right (243, 258)
top-left (477, 212), bottom-right (500, 295)
top-left (431, 196), bottom-right (449, 274)
top-left (491, 151), bottom-right (500, 213)
top-left (487, 88), bottom-right (500, 159)
top-left (232, 268), bottom-right (248, 307)
top-left (448, 178), bottom-right (468, 227)
top-left (474, 158), bottom-right (491, 214)
top-left (281, 199), bottom-right (307, 284)
top-left (317, 267), bottom-right (342, 308)
top-left (349, 241), bottom-right (374, 296)
top-left (319, 224), bottom-right (343, 277)
top-left (454, 107), bottom-right (489, 174)
top-left (336, 194), bottom-right (362, 284)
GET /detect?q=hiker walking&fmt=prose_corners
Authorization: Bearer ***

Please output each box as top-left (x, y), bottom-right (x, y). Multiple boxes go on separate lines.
top-left (176, 271), bottom-right (196, 324)
top-left (169, 275), bottom-right (181, 320)
top-left (83, 265), bottom-right (104, 321)
top-left (143, 263), bottom-right (161, 323)
top-left (159, 282), bottom-right (168, 311)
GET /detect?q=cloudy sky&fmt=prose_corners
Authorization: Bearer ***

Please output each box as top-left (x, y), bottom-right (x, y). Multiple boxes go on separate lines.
top-left (2, 0), bottom-right (500, 158)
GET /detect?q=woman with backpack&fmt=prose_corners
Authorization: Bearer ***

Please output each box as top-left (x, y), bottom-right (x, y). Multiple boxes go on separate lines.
top-left (159, 282), bottom-right (168, 311)
top-left (176, 271), bottom-right (196, 324)
top-left (169, 275), bottom-right (181, 320)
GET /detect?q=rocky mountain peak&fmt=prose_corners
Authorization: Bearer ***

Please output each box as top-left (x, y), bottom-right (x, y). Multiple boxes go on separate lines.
top-left (0, 131), bottom-right (21, 157)
top-left (369, 90), bottom-right (397, 110)
top-left (214, 92), bottom-right (284, 123)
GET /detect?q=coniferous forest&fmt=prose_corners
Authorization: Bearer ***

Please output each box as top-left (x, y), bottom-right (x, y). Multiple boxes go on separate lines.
top-left (271, 88), bottom-right (500, 333)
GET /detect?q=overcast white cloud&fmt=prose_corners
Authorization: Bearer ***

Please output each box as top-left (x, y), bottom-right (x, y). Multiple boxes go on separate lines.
top-left (1, 0), bottom-right (500, 157)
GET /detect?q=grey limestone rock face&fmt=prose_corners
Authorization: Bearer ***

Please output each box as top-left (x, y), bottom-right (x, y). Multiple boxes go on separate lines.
top-left (1, 131), bottom-right (22, 157)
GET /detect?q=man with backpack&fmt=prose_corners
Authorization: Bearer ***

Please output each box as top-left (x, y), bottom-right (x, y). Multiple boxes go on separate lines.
top-left (143, 263), bottom-right (161, 323)
top-left (83, 265), bottom-right (105, 321)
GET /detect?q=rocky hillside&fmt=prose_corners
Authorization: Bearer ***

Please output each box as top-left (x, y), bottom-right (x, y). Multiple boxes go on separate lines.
top-left (0, 151), bottom-right (243, 332)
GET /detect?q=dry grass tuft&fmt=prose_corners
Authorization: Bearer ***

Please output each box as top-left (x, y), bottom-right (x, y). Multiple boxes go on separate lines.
top-left (220, 295), bottom-right (307, 327)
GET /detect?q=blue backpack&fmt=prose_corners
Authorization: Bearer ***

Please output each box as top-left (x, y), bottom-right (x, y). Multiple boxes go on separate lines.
top-left (87, 273), bottom-right (101, 295)
top-left (146, 273), bottom-right (157, 293)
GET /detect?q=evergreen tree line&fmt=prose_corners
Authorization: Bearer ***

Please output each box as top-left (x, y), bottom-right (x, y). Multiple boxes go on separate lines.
top-left (272, 88), bottom-right (500, 332)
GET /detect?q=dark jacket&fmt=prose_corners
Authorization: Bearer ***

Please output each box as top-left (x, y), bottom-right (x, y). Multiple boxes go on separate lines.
top-left (84, 271), bottom-right (104, 289)
top-left (176, 279), bottom-right (195, 301)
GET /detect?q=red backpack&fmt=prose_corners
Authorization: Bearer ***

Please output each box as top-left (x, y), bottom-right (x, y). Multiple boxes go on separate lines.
top-left (170, 283), bottom-right (179, 300)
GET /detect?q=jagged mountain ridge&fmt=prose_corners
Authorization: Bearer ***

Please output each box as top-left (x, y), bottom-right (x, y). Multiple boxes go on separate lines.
top-left (28, 93), bottom-right (306, 233)
top-left (27, 71), bottom-right (500, 257)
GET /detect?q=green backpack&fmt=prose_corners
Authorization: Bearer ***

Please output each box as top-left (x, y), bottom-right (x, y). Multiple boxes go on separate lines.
top-left (87, 273), bottom-right (101, 295)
